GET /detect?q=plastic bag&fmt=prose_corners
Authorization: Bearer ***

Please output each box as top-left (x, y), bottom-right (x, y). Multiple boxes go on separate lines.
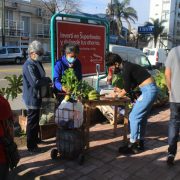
top-left (55, 100), bottom-right (84, 128)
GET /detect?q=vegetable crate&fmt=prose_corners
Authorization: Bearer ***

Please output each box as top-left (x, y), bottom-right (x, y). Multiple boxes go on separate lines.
top-left (51, 102), bottom-right (86, 165)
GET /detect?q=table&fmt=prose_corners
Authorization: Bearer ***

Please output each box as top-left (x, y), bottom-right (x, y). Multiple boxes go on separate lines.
top-left (82, 96), bottom-right (131, 149)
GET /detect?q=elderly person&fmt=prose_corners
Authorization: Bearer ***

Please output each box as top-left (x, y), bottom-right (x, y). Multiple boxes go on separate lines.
top-left (53, 43), bottom-right (82, 101)
top-left (106, 53), bottom-right (158, 154)
top-left (22, 40), bottom-right (51, 153)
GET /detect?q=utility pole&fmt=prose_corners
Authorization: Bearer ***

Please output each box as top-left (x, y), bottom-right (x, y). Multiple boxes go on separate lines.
top-left (111, 0), bottom-right (114, 35)
top-left (1, 0), bottom-right (5, 46)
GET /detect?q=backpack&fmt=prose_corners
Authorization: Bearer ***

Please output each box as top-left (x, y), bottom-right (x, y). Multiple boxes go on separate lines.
top-left (0, 119), bottom-right (20, 170)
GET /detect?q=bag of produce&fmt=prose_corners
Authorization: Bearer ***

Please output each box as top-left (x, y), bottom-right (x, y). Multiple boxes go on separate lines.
top-left (55, 99), bottom-right (84, 129)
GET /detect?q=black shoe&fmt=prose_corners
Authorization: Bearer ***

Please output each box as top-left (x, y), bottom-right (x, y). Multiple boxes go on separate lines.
top-left (37, 138), bottom-right (42, 144)
top-left (137, 140), bottom-right (144, 151)
top-left (28, 147), bottom-right (42, 154)
top-left (167, 154), bottom-right (175, 166)
top-left (118, 142), bottom-right (140, 155)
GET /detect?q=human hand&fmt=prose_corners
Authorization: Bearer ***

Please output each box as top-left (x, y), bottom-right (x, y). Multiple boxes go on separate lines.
top-left (62, 86), bottom-right (70, 94)
top-left (107, 91), bottom-right (117, 98)
top-left (114, 87), bottom-right (121, 93)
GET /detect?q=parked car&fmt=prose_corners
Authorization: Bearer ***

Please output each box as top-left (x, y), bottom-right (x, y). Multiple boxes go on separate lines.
top-left (42, 51), bottom-right (51, 62)
top-left (143, 47), bottom-right (167, 67)
top-left (0, 46), bottom-right (25, 64)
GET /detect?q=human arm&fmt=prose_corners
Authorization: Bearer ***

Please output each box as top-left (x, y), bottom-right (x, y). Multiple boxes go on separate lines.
top-left (165, 49), bottom-right (173, 92)
top-left (53, 61), bottom-right (67, 92)
top-left (165, 67), bottom-right (171, 92)
top-left (25, 64), bottom-right (51, 88)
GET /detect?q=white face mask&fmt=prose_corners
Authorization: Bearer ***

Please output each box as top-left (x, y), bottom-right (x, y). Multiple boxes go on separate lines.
top-left (34, 55), bottom-right (43, 61)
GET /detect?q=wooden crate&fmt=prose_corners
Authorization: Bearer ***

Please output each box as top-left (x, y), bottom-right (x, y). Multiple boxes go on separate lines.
top-left (18, 115), bottom-right (27, 132)
top-left (18, 115), bottom-right (57, 140)
top-left (39, 123), bottom-right (57, 140)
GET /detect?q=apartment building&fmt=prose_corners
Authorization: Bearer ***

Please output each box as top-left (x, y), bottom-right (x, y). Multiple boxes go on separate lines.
top-left (149, 0), bottom-right (180, 49)
top-left (0, 0), bottom-right (52, 51)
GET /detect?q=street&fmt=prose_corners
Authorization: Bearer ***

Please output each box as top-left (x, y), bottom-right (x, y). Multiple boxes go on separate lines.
top-left (0, 62), bottom-right (52, 88)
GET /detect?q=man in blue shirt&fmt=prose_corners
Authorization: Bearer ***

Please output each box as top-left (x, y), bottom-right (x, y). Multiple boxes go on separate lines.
top-left (53, 43), bottom-right (82, 101)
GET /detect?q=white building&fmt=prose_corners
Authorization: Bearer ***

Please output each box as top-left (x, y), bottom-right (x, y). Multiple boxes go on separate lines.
top-left (149, 0), bottom-right (180, 49)
top-left (0, 0), bottom-right (52, 51)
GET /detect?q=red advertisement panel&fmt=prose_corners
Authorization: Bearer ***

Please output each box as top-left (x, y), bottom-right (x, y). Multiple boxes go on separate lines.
top-left (56, 21), bottom-right (106, 75)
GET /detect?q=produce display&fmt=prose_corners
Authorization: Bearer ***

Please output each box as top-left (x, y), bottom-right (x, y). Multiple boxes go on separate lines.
top-left (88, 90), bottom-right (100, 100)
top-left (152, 69), bottom-right (168, 105)
top-left (61, 68), bottom-right (98, 100)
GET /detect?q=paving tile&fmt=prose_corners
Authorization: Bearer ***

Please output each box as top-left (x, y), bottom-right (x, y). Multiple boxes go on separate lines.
top-left (9, 106), bottom-right (180, 180)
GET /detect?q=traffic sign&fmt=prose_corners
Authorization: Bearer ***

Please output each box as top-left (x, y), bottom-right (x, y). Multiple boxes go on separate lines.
top-left (138, 26), bottom-right (154, 34)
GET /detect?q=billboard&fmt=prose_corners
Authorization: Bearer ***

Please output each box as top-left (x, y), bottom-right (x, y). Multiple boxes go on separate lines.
top-left (56, 21), bottom-right (106, 75)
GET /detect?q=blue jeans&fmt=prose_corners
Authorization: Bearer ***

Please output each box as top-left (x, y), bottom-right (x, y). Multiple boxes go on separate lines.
top-left (129, 83), bottom-right (158, 143)
top-left (168, 103), bottom-right (180, 156)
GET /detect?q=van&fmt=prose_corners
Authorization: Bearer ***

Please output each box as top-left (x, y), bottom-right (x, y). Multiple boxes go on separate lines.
top-left (144, 48), bottom-right (167, 67)
top-left (0, 46), bottom-right (25, 64)
top-left (109, 44), bottom-right (151, 69)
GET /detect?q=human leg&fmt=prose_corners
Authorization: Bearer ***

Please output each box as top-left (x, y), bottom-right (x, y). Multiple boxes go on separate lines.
top-left (167, 103), bottom-right (180, 165)
top-left (131, 83), bottom-right (157, 143)
top-left (26, 109), bottom-right (40, 150)
top-left (0, 163), bottom-right (9, 180)
top-left (119, 83), bottom-right (157, 154)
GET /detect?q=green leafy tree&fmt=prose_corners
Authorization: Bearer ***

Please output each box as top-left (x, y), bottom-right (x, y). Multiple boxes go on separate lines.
top-left (145, 18), bottom-right (166, 48)
top-left (107, 0), bottom-right (138, 35)
top-left (0, 75), bottom-right (23, 100)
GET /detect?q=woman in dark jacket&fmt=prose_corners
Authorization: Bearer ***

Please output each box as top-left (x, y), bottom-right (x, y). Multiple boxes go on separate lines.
top-left (22, 40), bottom-right (51, 153)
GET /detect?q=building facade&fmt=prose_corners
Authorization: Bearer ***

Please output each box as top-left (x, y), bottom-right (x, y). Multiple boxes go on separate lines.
top-left (0, 0), bottom-right (52, 51)
top-left (149, 0), bottom-right (180, 49)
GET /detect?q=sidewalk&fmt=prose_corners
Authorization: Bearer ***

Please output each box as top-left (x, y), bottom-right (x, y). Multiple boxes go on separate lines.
top-left (8, 104), bottom-right (180, 180)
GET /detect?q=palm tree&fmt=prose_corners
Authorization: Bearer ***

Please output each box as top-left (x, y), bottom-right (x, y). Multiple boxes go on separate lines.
top-left (107, 0), bottom-right (138, 36)
top-left (145, 18), bottom-right (166, 48)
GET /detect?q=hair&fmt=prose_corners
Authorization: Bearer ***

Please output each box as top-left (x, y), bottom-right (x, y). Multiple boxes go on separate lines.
top-left (28, 40), bottom-right (44, 55)
top-left (64, 43), bottom-right (80, 55)
top-left (105, 52), bottom-right (123, 66)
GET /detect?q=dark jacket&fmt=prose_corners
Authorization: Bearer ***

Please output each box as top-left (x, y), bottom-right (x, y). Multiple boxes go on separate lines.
top-left (53, 55), bottom-right (82, 91)
top-left (22, 58), bottom-right (51, 109)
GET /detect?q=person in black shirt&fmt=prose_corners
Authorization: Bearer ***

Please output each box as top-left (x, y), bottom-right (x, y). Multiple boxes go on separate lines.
top-left (106, 52), bottom-right (158, 154)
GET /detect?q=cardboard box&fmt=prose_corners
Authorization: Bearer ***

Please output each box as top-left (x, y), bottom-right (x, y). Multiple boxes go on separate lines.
top-left (18, 115), bottom-right (57, 140)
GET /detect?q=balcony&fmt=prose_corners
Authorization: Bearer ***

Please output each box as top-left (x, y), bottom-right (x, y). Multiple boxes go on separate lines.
top-left (36, 23), bottom-right (50, 38)
top-left (0, 19), bottom-right (26, 37)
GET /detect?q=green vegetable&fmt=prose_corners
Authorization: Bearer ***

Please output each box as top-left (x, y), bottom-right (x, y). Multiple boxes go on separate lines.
top-left (61, 69), bottom-right (94, 100)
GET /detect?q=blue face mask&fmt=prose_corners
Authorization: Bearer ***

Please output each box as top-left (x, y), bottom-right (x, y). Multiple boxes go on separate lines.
top-left (67, 57), bottom-right (75, 64)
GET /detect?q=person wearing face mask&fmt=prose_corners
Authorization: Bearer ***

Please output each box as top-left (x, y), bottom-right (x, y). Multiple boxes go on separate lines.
top-left (22, 40), bottom-right (52, 153)
top-left (53, 43), bottom-right (82, 102)
top-left (106, 52), bottom-right (158, 154)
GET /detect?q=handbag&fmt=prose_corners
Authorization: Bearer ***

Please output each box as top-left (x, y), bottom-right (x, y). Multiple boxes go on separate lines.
top-left (0, 119), bottom-right (20, 170)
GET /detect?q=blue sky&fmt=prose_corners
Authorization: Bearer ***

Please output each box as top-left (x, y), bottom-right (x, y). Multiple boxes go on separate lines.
top-left (81, 0), bottom-right (150, 28)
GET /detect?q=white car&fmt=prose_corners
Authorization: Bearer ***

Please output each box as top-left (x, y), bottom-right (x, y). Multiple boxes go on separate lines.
top-left (0, 46), bottom-right (25, 64)
top-left (144, 48), bottom-right (167, 67)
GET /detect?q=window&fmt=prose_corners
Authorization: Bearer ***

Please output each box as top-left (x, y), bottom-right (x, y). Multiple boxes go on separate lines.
top-left (0, 48), bottom-right (6, 54)
top-left (149, 50), bottom-right (155, 55)
top-left (21, 16), bottom-right (30, 36)
top-left (163, 0), bottom-right (170, 4)
top-left (140, 56), bottom-right (150, 67)
top-left (7, 48), bottom-right (20, 53)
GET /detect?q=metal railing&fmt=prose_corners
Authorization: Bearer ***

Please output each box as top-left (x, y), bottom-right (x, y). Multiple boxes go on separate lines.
top-left (36, 23), bottom-right (50, 38)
